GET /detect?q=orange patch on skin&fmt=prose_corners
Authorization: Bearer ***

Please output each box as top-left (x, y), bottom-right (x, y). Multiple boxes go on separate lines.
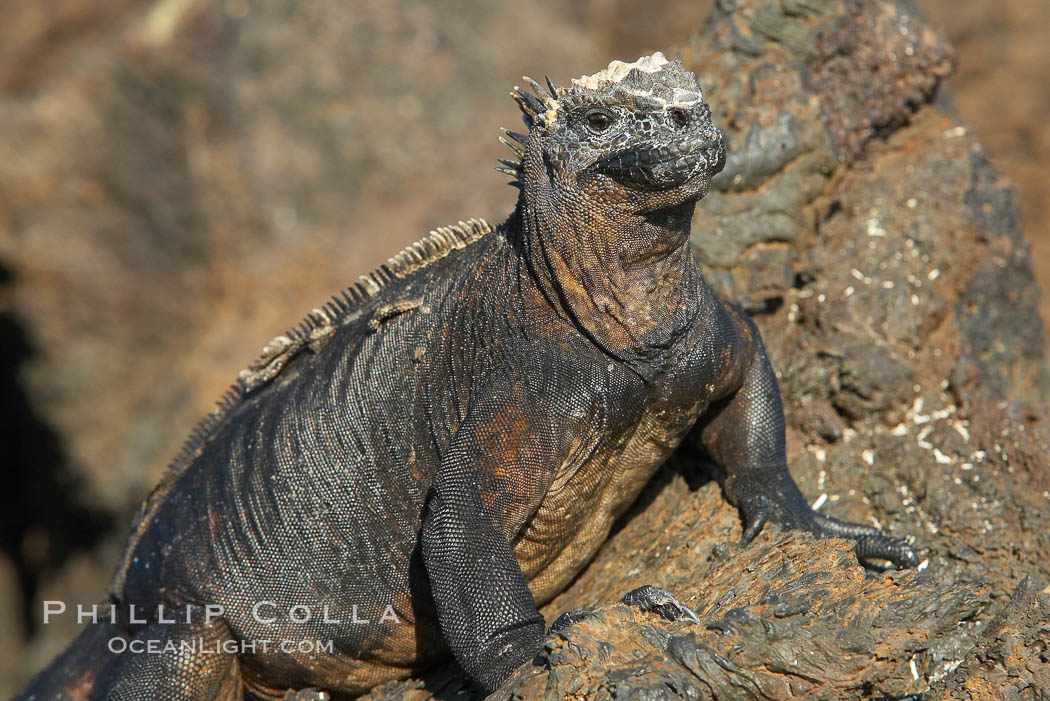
top-left (478, 403), bottom-right (533, 478)
top-left (64, 667), bottom-right (96, 698)
top-left (725, 305), bottom-right (755, 346)
top-left (473, 402), bottom-right (548, 540)
top-left (481, 489), bottom-right (499, 510)
top-left (407, 448), bottom-right (425, 482)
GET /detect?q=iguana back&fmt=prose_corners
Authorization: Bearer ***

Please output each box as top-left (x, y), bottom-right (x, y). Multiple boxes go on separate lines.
top-left (112, 217), bottom-right (521, 694)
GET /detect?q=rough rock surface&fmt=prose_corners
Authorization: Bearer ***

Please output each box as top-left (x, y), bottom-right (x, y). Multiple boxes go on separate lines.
top-left (4, 0), bottom-right (1050, 698)
top-left (921, 0), bottom-right (1050, 331)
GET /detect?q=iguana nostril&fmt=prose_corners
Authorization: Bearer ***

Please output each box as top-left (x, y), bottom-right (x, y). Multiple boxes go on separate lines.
top-left (704, 135), bottom-right (726, 173)
top-left (713, 141), bottom-right (726, 172)
top-left (669, 108), bottom-right (689, 127)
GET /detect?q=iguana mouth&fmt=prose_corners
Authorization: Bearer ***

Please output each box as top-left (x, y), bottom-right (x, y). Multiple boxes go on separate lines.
top-left (591, 136), bottom-right (726, 192)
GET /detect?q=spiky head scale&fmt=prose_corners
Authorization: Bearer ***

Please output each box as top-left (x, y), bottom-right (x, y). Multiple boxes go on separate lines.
top-left (507, 53), bottom-right (704, 134)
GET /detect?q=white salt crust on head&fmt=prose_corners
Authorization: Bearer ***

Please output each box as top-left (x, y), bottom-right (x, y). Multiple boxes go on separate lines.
top-left (571, 52), bottom-right (671, 90)
top-left (527, 52), bottom-right (699, 129)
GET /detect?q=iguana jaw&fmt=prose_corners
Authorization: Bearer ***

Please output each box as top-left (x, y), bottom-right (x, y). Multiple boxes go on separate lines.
top-left (583, 126), bottom-right (726, 212)
top-left (588, 139), bottom-right (722, 193)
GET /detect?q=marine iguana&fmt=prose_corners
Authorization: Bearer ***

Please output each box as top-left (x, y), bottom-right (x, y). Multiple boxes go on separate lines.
top-left (20, 53), bottom-right (917, 700)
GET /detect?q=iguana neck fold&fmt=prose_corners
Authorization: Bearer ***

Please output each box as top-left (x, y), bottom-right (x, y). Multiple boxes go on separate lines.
top-left (514, 182), bottom-right (703, 373)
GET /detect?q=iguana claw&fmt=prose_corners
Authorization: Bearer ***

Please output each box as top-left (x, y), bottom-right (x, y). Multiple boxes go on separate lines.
top-left (739, 498), bottom-right (771, 546)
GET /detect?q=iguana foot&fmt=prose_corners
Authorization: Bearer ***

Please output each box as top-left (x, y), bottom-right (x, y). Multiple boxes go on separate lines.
top-left (812, 512), bottom-right (920, 569)
top-left (548, 609), bottom-right (598, 633)
top-left (734, 478), bottom-right (919, 570)
top-left (622, 585), bottom-right (700, 623)
top-left (283, 688), bottom-right (330, 701)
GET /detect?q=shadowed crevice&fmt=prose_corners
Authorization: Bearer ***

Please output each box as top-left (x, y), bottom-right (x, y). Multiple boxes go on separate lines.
top-left (0, 260), bottom-right (114, 634)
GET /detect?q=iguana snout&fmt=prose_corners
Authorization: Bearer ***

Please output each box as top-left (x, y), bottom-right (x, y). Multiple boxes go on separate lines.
top-left (590, 126), bottom-right (725, 193)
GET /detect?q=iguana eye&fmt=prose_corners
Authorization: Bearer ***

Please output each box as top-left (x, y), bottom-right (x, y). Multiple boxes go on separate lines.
top-left (585, 109), bottom-right (614, 132)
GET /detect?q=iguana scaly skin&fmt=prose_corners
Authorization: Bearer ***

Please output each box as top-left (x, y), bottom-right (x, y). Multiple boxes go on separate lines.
top-left (20, 53), bottom-right (917, 700)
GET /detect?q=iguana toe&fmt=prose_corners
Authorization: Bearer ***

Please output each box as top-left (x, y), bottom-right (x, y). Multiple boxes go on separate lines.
top-left (549, 609), bottom-right (598, 634)
top-left (853, 533), bottom-right (920, 569)
top-left (813, 513), bottom-right (919, 569)
top-left (283, 688), bottom-right (330, 701)
top-left (811, 512), bottom-right (881, 538)
top-left (622, 585), bottom-right (700, 624)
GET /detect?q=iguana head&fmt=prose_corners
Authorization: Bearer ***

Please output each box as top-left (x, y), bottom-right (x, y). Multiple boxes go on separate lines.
top-left (500, 52), bottom-right (725, 223)
top-left (501, 54), bottom-right (725, 363)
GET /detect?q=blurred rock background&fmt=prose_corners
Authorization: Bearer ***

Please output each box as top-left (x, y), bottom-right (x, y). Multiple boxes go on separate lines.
top-left (0, 0), bottom-right (1046, 695)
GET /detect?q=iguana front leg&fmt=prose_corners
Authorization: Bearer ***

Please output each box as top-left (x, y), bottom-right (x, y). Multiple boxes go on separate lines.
top-left (696, 305), bottom-right (918, 569)
top-left (420, 381), bottom-right (564, 693)
top-left (101, 617), bottom-right (242, 700)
